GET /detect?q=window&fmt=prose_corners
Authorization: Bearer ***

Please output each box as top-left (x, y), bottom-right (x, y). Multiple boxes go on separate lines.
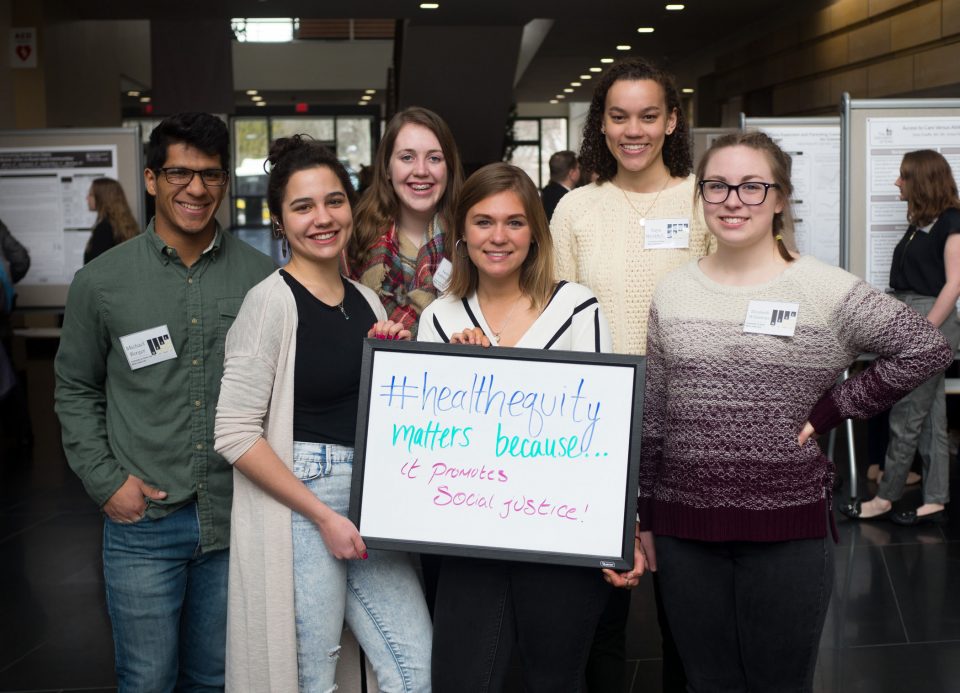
top-left (231, 18), bottom-right (298, 43)
top-left (231, 115), bottom-right (377, 228)
top-left (507, 118), bottom-right (568, 188)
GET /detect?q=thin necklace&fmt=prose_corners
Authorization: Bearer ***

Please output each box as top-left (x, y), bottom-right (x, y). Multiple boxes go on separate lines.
top-left (481, 293), bottom-right (525, 344)
top-left (336, 299), bottom-right (349, 320)
top-left (617, 175), bottom-right (670, 228)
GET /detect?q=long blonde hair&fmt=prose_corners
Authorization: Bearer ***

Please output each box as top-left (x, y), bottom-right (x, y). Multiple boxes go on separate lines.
top-left (90, 178), bottom-right (140, 243)
top-left (448, 163), bottom-right (556, 310)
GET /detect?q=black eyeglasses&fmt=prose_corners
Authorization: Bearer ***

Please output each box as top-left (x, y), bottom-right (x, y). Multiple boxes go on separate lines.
top-left (699, 180), bottom-right (780, 206)
top-left (154, 167), bottom-right (229, 187)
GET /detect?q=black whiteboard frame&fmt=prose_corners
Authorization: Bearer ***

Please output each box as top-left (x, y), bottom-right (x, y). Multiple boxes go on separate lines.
top-left (348, 339), bottom-right (646, 570)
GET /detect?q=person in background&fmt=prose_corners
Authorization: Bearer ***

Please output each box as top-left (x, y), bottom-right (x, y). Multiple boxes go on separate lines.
top-left (346, 106), bottom-right (465, 335)
top-left (419, 162), bottom-right (640, 692)
top-left (540, 150), bottom-right (580, 221)
top-left (215, 136), bottom-right (432, 692)
top-left (640, 130), bottom-right (951, 691)
top-left (0, 218), bottom-right (31, 457)
top-left (551, 56), bottom-right (713, 692)
top-left (55, 112), bottom-right (275, 691)
top-left (843, 149), bottom-right (960, 526)
top-left (83, 177), bottom-right (141, 264)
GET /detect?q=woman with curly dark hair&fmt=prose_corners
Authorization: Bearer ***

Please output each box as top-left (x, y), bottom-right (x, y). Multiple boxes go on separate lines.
top-left (551, 56), bottom-right (712, 692)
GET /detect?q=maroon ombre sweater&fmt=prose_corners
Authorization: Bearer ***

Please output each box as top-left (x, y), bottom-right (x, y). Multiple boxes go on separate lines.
top-left (638, 256), bottom-right (952, 542)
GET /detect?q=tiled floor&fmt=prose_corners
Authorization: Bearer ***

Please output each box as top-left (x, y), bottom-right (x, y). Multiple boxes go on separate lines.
top-left (3, 343), bottom-right (960, 692)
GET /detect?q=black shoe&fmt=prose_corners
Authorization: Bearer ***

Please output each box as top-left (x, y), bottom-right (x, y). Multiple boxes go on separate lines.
top-left (838, 500), bottom-right (893, 521)
top-left (890, 509), bottom-right (948, 526)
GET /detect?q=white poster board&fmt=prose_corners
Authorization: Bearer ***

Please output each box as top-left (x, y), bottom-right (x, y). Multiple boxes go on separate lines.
top-left (864, 117), bottom-right (960, 289)
top-left (840, 95), bottom-right (960, 280)
top-left (743, 117), bottom-right (841, 267)
top-left (0, 146), bottom-right (117, 289)
top-left (0, 128), bottom-right (143, 307)
top-left (350, 341), bottom-right (645, 569)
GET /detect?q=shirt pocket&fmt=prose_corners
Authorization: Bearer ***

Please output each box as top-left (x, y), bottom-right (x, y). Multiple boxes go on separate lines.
top-left (216, 297), bottom-right (245, 355)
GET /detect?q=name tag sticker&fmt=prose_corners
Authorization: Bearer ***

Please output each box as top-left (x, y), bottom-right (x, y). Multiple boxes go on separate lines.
top-left (433, 257), bottom-right (453, 293)
top-left (743, 301), bottom-right (800, 337)
top-left (120, 324), bottom-right (178, 370)
top-left (643, 218), bottom-right (690, 249)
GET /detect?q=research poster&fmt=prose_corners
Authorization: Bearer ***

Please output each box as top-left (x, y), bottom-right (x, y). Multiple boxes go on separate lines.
top-left (865, 118), bottom-right (960, 289)
top-left (350, 341), bottom-right (645, 569)
top-left (760, 124), bottom-right (841, 266)
top-left (0, 146), bottom-right (118, 286)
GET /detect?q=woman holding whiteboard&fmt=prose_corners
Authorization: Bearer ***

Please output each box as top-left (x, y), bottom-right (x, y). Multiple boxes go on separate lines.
top-left (638, 132), bottom-right (950, 690)
top-left (843, 149), bottom-right (960, 525)
top-left (418, 162), bottom-right (641, 692)
top-left (215, 136), bottom-right (431, 692)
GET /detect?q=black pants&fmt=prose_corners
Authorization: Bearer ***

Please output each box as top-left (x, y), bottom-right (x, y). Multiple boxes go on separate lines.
top-left (432, 556), bottom-right (611, 693)
top-left (656, 535), bottom-right (833, 693)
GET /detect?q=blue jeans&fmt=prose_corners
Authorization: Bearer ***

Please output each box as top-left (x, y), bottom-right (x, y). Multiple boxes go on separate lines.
top-left (103, 502), bottom-right (228, 693)
top-left (291, 441), bottom-right (432, 693)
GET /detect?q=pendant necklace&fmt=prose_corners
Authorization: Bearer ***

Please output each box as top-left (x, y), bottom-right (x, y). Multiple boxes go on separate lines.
top-left (483, 294), bottom-right (525, 344)
top-left (337, 300), bottom-right (349, 320)
top-left (618, 175), bottom-right (670, 228)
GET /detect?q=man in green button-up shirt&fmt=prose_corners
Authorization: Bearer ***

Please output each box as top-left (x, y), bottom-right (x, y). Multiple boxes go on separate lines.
top-left (55, 113), bottom-right (274, 691)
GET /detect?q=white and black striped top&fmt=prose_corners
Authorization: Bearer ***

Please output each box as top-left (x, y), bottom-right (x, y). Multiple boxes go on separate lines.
top-left (418, 280), bottom-right (612, 353)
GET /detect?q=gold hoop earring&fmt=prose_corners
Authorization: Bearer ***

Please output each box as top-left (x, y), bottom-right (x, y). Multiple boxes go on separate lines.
top-left (455, 238), bottom-right (469, 259)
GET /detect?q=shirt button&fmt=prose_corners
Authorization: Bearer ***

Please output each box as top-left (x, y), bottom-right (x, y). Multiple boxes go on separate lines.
top-left (192, 359), bottom-right (199, 366)
top-left (196, 443), bottom-right (203, 450)
top-left (195, 400), bottom-right (201, 407)
top-left (191, 318), bottom-right (198, 325)
top-left (187, 277), bottom-right (193, 284)
top-left (198, 482), bottom-right (205, 490)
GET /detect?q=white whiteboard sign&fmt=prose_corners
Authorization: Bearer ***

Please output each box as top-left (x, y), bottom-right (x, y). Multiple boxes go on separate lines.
top-left (0, 145), bottom-right (118, 287)
top-left (759, 124), bottom-right (841, 266)
top-left (349, 341), bottom-right (645, 569)
top-left (865, 117), bottom-right (960, 288)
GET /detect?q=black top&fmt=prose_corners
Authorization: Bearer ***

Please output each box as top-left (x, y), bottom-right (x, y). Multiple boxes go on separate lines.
top-left (889, 207), bottom-right (960, 296)
top-left (541, 181), bottom-right (569, 222)
top-left (84, 220), bottom-right (115, 264)
top-left (281, 270), bottom-right (377, 445)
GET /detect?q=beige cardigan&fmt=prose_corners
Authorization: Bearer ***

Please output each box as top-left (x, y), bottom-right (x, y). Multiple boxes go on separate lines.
top-left (214, 270), bottom-right (387, 692)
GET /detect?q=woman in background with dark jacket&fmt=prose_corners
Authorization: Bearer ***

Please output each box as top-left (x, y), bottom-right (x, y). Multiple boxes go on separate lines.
top-left (84, 177), bottom-right (140, 264)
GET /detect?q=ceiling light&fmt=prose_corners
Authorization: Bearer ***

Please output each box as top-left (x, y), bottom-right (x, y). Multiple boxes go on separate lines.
top-left (361, 95), bottom-right (372, 100)
top-left (590, 67), bottom-right (602, 72)
top-left (251, 95), bottom-right (263, 101)
top-left (364, 89), bottom-right (376, 94)
top-left (358, 101), bottom-right (367, 106)
top-left (600, 58), bottom-right (614, 64)
top-left (666, 4), bottom-right (685, 9)
top-left (127, 90), bottom-right (140, 97)
top-left (637, 27), bottom-right (655, 33)
top-left (420, 2), bottom-right (439, 8)
top-left (682, 88), bottom-right (695, 94)
top-left (563, 88), bottom-right (574, 93)
top-left (245, 89), bottom-right (258, 95)
top-left (256, 101), bottom-right (266, 107)
top-left (556, 94), bottom-right (566, 99)
top-left (139, 96), bottom-right (151, 103)
top-left (617, 45), bottom-right (631, 51)
top-left (580, 74), bottom-right (591, 79)
top-left (570, 81), bottom-right (581, 87)
top-left (550, 99), bottom-right (559, 104)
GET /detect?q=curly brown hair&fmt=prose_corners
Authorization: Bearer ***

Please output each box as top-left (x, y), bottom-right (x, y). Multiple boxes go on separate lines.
top-left (578, 57), bottom-right (691, 183)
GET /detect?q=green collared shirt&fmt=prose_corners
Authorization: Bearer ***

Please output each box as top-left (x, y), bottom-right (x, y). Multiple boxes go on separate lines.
top-left (55, 220), bottom-right (275, 552)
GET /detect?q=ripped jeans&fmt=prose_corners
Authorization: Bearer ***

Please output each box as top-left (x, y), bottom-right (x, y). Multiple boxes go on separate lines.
top-left (291, 441), bottom-right (432, 693)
